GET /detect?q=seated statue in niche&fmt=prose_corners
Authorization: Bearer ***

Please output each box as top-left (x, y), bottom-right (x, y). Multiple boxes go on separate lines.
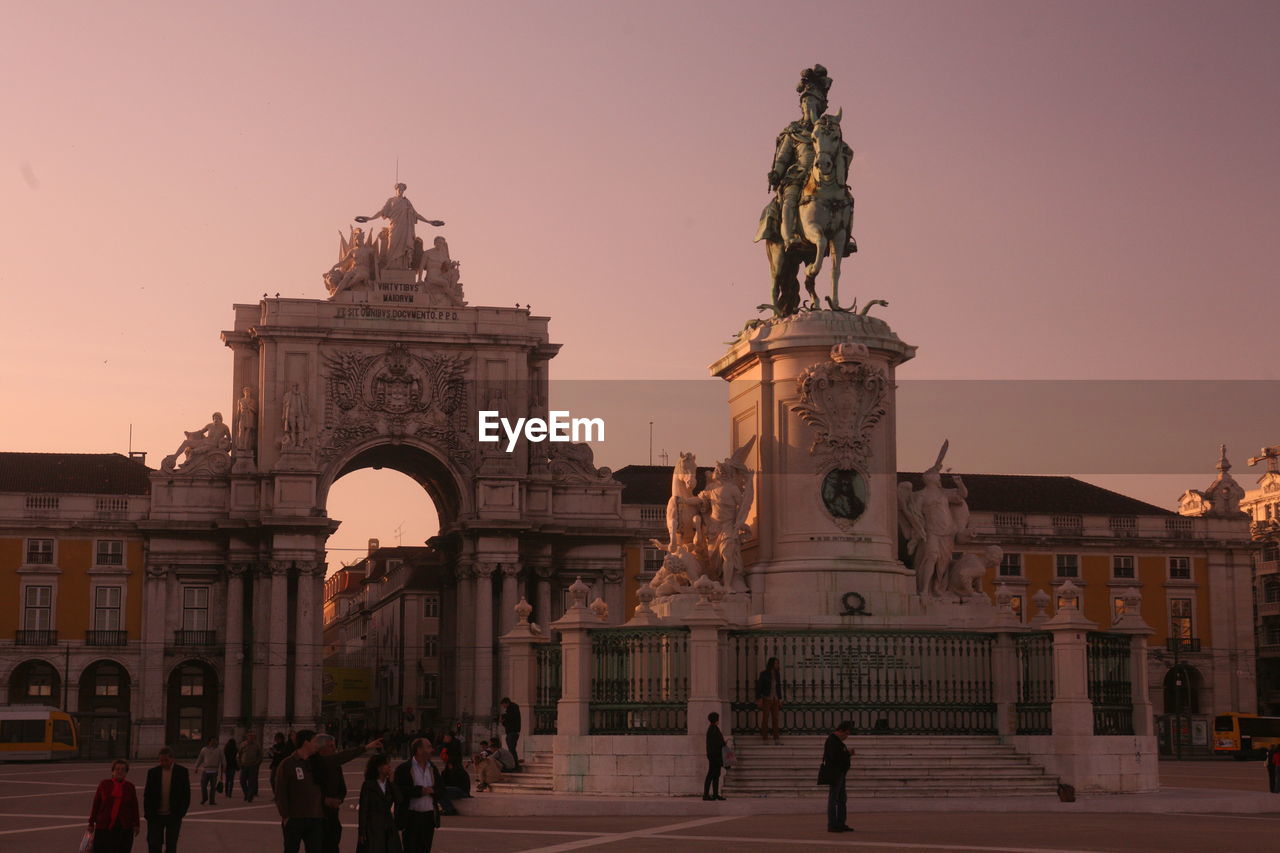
top-left (161, 412), bottom-right (232, 475)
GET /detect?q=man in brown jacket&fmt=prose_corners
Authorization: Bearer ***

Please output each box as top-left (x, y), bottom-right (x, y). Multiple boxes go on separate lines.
top-left (274, 730), bottom-right (323, 853)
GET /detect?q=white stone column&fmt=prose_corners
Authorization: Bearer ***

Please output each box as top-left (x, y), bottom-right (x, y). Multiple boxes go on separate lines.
top-left (473, 562), bottom-right (496, 719)
top-left (550, 579), bottom-right (595, 740)
top-left (1112, 587), bottom-right (1156, 737)
top-left (293, 561), bottom-right (322, 728)
top-left (1045, 584), bottom-right (1098, 738)
top-left (266, 560), bottom-right (291, 725)
top-left (222, 563), bottom-right (247, 734)
top-left (500, 599), bottom-right (548, 748)
top-left (534, 563), bottom-right (554, 627)
top-left (685, 592), bottom-right (729, 729)
top-left (137, 564), bottom-right (169, 756)
top-left (453, 563), bottom-right (474, 721)
top-left (499, 563), bottom-right (522, 635)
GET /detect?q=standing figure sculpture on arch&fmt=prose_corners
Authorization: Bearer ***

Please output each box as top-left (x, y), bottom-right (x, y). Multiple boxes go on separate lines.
top-left (755, 64), bottom-right (865, 317)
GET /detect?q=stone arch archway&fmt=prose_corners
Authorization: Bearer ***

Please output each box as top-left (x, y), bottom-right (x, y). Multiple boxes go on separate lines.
top-left (1163, 663), bottom-right (1202, 714)
top-left (8, 659), bottom-right (60, 705)
top-left (166, 660), bottom-right (219, 757)
top-left (78, 659), bottom-right (132, 759)
top-left (320, 437), bottom-right (470, 529)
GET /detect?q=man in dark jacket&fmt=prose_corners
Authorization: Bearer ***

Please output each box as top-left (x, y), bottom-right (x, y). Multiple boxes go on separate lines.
top-left (275, 730), bottom-right (323, 852)
top-left (394, 737), bottom-right (441, 852)
top-left (821, 721), bottom-right (854, 833)
top-left (499, 697), bottom-right (522, 770)
top-left (312, 733), bottom-right (383, 853)
top-left (755, 657), bottom-right (784, 744)
top-left (143, 747), bottom-right (190, 853)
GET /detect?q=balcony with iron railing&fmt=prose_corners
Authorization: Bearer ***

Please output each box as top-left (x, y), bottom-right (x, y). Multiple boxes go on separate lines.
top-left (172, 629), bottom-right (218, 647)
top-left (85, 630), bottom-right (129, 647)
top-left (15, 629), bottom-right (58, 646)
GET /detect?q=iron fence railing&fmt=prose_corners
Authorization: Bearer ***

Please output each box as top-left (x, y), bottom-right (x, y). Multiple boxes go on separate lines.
top-left (728, 630), bottom-right (997, 735)
top-left (589, 627), bottom-right (689, 735)
top-left (173, 629), bottom-right (218, 647)
top-left (1014, 632), bottom-right (1053, 735)
top-left (85, 630), bottom-right (129, 647)
top-left (533, 642), bottom-right (561, 735)
top-left (15, 629), bottom-right (58, 646)
top-left (1087, 632), bottom-right (1134, 735)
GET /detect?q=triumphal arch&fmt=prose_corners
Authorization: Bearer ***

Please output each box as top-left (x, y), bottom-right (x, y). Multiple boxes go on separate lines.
top-left (138, 184), bottom-right (627, 753)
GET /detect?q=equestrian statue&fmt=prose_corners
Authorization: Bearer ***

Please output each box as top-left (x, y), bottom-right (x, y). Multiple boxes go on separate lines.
top-left (755, 64), bottom-right (865, 317)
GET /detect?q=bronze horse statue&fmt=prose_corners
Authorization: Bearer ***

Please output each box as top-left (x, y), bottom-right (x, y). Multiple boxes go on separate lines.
top-left (756, 110), bottom-right (856, 315)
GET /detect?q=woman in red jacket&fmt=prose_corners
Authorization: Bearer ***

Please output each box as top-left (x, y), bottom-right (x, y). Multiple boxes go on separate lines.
top-left (88, 758), bottom-right (141, 852)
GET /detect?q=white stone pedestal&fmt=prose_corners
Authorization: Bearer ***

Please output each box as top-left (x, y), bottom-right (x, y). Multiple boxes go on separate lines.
top-left (710, 310), bottom-right (918, 627)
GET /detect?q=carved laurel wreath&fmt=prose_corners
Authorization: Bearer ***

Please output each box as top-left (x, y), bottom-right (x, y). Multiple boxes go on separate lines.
top-left (790, 358), bottom-right (888, 471)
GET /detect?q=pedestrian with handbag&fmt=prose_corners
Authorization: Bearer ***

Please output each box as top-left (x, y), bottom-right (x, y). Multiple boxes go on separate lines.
top-left (88, 759), bottom-right (141, 852)
top-left (818, 721), bottom-right (854, 833)
top-left (194, 736), bottom-right (224, 805)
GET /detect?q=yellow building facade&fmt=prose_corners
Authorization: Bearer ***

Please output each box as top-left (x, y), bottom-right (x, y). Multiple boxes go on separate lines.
top-left (0, 453), bottom-right (150, 758)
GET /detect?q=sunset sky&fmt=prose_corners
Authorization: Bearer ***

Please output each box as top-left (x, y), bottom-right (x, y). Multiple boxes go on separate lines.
top-left (2, 0), bottom-right (1277, 560)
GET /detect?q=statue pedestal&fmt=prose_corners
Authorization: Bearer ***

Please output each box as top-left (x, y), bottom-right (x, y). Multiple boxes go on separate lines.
top-left (651, 591), bottom-right (750, 625)
top-left (710, 310), bottom-right (919, 627)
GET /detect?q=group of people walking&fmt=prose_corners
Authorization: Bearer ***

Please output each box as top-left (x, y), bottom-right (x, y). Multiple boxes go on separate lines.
top-left (82, 702), bottom-right (527, 853)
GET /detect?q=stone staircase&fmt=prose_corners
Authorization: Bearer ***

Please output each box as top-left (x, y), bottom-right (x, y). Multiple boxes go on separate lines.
top-left (481, 751), bottom-right (553, 794)
top-left (724, 735), bottom-right (1059, 798)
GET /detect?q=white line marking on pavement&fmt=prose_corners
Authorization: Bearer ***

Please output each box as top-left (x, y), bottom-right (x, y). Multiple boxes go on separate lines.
top-left (516, 815), bottom-right (739, 853)
top-left (180, 814), bottom-right (604, 835)
top-left (661, 833), bottom-right (1107, 853)
top-left (0, 789), bottom-right (96, 802)
top-left (0, 821), bottom-right (86, 836)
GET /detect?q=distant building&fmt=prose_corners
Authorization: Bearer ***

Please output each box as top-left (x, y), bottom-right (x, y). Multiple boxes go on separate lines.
top-left (321, 542), bottom-right (447, 733)
top-left (617, 462), bottom-right (1256, 751)
top-left (0, 452), bottom-right (151, 758)
top-left (1237, 445), bottom-right (1280, 715)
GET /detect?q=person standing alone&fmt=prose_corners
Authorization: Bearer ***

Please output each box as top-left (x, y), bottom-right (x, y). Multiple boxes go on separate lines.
top-left (756, 657), bottom-right (784, 744)
top-left (703, 712), bottom-right (727, 801)
top-left (820, 721), bottom-right (854, 833)
top-left (222, 736), bottom-right (240, 800)
top-left (143, 747), bottom-right (189, 853)
top-left (499, 697), bottom-right (522, 771)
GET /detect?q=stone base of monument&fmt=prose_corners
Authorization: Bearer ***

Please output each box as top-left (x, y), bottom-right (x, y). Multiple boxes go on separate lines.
top-left (711, 309), bottom-right (922, 629)
top-left (651, 590), bottom-right (751, 625)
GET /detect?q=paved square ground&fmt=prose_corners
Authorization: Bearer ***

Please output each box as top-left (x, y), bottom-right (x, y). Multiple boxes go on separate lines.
top-left (1, 760), bottom-right (1277, 852)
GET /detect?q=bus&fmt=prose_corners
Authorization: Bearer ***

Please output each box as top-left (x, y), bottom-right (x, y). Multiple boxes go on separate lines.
top-left (1213, 712), bottom-right (1280, 758)
top-left (0, 706), bottom-right (79, 761)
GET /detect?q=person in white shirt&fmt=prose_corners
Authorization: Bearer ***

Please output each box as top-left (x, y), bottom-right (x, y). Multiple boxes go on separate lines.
top-left (393, 738), bottom-right (440, 851)
top-left (193, 736), bottom-right (225, 805)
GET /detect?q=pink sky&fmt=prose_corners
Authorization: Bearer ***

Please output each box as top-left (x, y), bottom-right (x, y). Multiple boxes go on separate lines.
top-left (2, 1), bottom-right (1277, 558)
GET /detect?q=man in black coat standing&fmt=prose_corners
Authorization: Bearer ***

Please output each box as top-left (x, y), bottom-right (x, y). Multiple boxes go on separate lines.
top-left (499, 697), bottom-right (522, 771)
top-left (143, 746), bottom-right (190, 853)
top-left (703, 712), bottom-right (727, 801)
top-left (394, 737), bottom-right (441, 852)
top-left (821, 721), bottom-right (854, 833)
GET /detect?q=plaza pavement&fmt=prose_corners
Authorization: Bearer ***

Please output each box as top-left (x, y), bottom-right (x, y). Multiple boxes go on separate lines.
top-left (0, 759), bottom-right (1276, 852)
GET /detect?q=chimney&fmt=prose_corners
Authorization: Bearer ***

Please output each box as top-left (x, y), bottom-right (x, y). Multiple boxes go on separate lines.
top-left (367, 538), bottom-right (380, 556)
top-left (129, 450), bottom-right (148, 465)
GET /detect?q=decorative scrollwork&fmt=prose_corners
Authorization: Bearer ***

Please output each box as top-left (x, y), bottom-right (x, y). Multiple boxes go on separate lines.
top-left (790, 344), bottom-right (887, 472)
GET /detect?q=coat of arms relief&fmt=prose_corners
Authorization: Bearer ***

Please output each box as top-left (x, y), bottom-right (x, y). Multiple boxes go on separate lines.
top-left (319, 343), bottom-right (472, 464)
